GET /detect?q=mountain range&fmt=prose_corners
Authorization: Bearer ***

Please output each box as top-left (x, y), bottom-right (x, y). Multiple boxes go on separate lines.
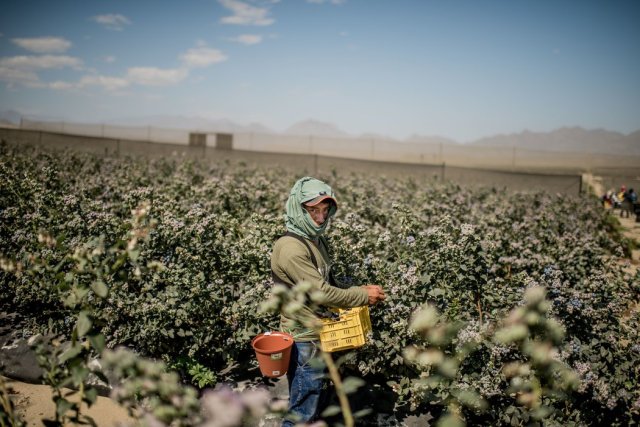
top-left (472, 127), bottom-right (640, 155)
top-left (1, 109), bottom-right (638, 155)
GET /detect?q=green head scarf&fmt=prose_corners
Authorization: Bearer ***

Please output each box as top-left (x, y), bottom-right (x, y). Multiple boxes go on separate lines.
top-left (285, 177), bottom-right (338, 240)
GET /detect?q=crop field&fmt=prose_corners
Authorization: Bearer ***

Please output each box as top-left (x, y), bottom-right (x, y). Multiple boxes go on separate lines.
top-left (1, 141), bottom-right (639, 426)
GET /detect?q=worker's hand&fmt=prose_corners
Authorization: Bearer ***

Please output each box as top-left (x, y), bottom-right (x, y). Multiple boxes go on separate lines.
top-left (362, 285), bottom-right (386, 305)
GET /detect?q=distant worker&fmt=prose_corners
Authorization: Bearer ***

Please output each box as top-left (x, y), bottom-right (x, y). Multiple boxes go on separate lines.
top-left (617, 185), bottom-right (627, 205)
top-left (621, 188), bottom-right (637, 218)
top-left (601, 190), bottom-right (614, 209)
top-left (611, 185), bottom-right (626, 210)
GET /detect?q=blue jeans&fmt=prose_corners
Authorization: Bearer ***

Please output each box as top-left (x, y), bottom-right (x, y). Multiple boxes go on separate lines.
top-left (283, 341), bottom-right (327, 427)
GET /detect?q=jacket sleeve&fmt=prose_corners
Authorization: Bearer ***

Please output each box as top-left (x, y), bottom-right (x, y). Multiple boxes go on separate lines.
top-left (278, 244), bottom-right (368, 309)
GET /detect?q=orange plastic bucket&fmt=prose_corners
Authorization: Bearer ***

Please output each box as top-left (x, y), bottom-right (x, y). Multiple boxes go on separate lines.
top-left (251, 331), bottom-right (294, 378)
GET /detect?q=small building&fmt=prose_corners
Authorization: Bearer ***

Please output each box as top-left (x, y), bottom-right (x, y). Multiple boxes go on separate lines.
top-left (189, 133), bottom-right (206, 147)
top-left (215, 133), bottom-right (233, 150)
top-left (189, 132), bottom-right (233, 149)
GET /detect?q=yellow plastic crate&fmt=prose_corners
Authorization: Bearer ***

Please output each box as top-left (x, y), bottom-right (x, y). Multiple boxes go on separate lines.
top-left (320, 306), bottom-right (372, 353)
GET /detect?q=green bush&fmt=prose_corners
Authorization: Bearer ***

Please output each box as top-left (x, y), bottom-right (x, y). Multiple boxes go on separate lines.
top-left (1, 142), bottom-right (639, 425)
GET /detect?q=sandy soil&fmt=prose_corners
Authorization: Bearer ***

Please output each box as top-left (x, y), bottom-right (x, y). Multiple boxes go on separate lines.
top-left (618, 214), bottom-right (640, 258)
top-left (3, 376), bottom-right (134, 427)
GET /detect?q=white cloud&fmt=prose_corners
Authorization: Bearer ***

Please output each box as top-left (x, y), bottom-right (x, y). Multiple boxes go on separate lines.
top-left (0, 55), bottom-right (83, 70)
top-left (181, 47), bottom-right (228, 67)
top-left (47, 74), bottom-right (129, 91)
top-left (0, 66), bottom-right (43, 87)
top-left (1, 40), bottom-right (226, 91)
top-left (48, 69), bottom-right (181, 91)
top-left (228, 34), bottom-right (263, 45)
top-left (0, 53), bottom-right (81, 88)
top-left (79, 75), bottom-right (130, 90)
top-left (103, 55), bottom-right (116, 63)
top-left (126, 67), bottom-right (188, 86)
top-left (92, 14), bottom-right (132, 31)
top-left (219, 0), bottom-right (275, 26)
top-left (12, 37), bottom-right (72, 53)
top-left (48, 81), bottom-right (76, 90)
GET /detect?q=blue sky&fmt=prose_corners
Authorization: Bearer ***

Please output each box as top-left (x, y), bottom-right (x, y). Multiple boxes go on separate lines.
top-left (1, 0), bottom-right (639, 141)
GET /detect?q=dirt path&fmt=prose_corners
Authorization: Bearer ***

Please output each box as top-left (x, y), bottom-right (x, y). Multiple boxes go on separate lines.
top-left (618, 214), bottom-right (640, 260)
top-left (583, 173), bottom-right (640, 272)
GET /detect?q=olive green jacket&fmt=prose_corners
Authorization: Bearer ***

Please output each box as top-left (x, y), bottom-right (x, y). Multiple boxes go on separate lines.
top-left (271, 235), bottom-right (368, 341)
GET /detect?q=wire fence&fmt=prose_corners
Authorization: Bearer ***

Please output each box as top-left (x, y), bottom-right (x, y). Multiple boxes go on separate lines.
top-left (18, 118), bottom-right (640, 172)
top-left (6, 119), bottom-right (632, 196)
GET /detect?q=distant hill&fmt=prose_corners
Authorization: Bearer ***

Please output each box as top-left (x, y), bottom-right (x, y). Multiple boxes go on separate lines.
top-left (5, 109), bottom-right (640, 156)
top-left (471, 127), bottom-right (640, 155)
top-left (284, 119), bottom-right (351, 138)
top-left (0, 110), bottom-right (22, 126)
top-left (0, 119), bottom-right (18, 128)
top-left (105, 115), bottom-right (276, 134)
top-left (405, 134), bottom-right (458, 146)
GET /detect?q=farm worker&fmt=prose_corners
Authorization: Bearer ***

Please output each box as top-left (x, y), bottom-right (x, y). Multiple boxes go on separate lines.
top-left (621, 188), bottom-right (637, 218)
top-left (271, 176), bottom-right (386, 427)
top-left (617, 185), bottom-right (627, 206)
top-left (601, 190), bottom-right (613, 209)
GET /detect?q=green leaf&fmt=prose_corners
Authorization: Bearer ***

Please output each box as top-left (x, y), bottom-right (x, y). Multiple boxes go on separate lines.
top-left (531, 405), bottom-right (553, 420)
top-left (74, 285), bottom-right (90, 301)
top-left (63, 294), bottom-right (78, 308)
top-left (83, 387), bottom-right (98, 405)
top-left (90, 280), bottom-right (108, 298)
top-left (111, 257), bottom-right (125, 271)
top-left (56, 398), bottom-right (75, 418)
top-left (59, 344), bottom-right (83, 363)
top-left (321, 405), bottom-right (341, 417)
top-left (353, 409), bottom-right (372, 418)
top-left (429, 288), bottom-right (445, 297)
top-left (77, 311), bottom-right (92, 337)
top-left (436, 412), bottom-right (465, 427)
top-left (79, 414), bottom-right (98, 427)
top-left (342, 376), bottom-right (365, 394)
top-left (455, 389), bottom-right (488, 410)
top-left (128, 249), bottom-right (140, 261)
top-left (89, 334), bottom-right (106, 353)
top-left (70, 364), bottom-right (90, 386)
top-left (494, 324), bottom-right (528, 343)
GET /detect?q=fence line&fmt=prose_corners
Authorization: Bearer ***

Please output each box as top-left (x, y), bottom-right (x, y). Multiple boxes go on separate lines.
top-left (1, 126), bottom-right (587, 196)
top-left (17, 118), bottom-right (640, 173)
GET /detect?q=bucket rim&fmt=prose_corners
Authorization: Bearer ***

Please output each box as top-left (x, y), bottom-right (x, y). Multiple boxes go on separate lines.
top-left (251, 331), bottom-right (294, 354)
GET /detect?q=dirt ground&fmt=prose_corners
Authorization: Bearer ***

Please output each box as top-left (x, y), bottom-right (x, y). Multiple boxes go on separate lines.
top-left (618, 214), bottom-right (640, 266)
top-left (2, 376), bottom-right (134, 426)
